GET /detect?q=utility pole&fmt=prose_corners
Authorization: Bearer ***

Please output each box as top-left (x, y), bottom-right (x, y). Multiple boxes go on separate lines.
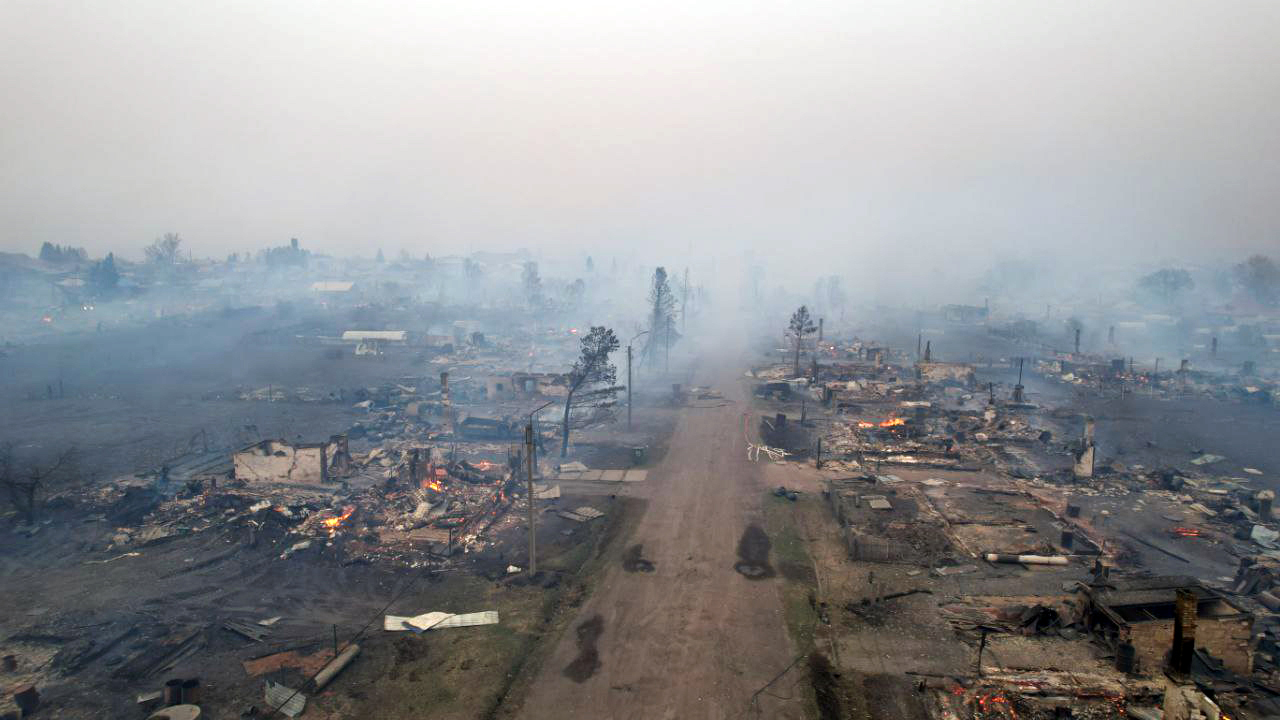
top-left (682, 267), bottom-right (690, 333)
top-left (627, 331), bottom-right (649, 431)
top-left (665, 315), bottom-right (672, 374)
top-left (525, 421), bottom-right (537, 577)
top-left (523, 399), bottom-right (553, 578)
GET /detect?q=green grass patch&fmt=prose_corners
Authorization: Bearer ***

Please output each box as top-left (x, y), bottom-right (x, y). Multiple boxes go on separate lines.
top-left (763, 493), bottom-right (819, 653)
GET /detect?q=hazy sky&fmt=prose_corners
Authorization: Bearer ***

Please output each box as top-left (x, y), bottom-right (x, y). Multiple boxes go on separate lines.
top-left (2, 0), bottom-right (1278, 272)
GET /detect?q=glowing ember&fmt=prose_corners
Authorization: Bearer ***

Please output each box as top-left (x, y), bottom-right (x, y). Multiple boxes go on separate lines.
top-left (857, 418), bottom-right (906, 429)
top-left (973, 692), bottom-right (1019, 719)
top-left (322, 505), bottom-right (355, 530)
top-left (1171, 527), bottom-right (1201, 537)
top-left (424, 479), bottom-right (444, 492)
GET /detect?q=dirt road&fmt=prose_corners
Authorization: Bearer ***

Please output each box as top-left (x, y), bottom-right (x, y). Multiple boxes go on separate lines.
top-left (515, 348), bottom-right (804, 720)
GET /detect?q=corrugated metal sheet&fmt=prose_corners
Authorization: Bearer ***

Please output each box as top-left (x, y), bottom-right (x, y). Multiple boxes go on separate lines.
top-left (265, 681), bottom-right (306, 718)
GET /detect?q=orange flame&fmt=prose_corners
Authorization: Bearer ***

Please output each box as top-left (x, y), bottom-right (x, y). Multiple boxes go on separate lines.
top-left (322, 505), bottom-right (355, 530)
top-left (857, 418), bottom-right (906, 429)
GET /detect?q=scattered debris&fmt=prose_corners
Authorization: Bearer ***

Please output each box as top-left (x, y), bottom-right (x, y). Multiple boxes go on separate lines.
top-left (264, 680), bottom-right (306, 718)
top-left (384, 611), bottom-right (500, 632)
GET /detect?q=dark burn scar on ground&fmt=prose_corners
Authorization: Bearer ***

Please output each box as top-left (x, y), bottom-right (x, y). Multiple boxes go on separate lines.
top-left (563, 613), bottom-right (604, 682)
top-left (621, 544), bottom-right (655, 572)
top-left (733, 524), bottom-right (775, 579)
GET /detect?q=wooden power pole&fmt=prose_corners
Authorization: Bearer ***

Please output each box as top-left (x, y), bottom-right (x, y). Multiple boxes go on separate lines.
top-left (525, 422), bottom-right (537, 577)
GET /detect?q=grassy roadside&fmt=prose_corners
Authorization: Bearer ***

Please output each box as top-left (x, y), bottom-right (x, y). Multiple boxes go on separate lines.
top-left (764, 492), bottom-right (820, 651)
top-left (763, 491), bottom-right (823, 719)
top-left (322, 495), bottom-right (644, 720)
top-left (482, 493), bottom-right (647, 719)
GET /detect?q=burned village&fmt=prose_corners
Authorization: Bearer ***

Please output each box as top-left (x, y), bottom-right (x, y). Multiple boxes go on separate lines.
top-left (0, 243), bottom-right (1277, 720)
top-left (4, 5), bottom-right (1280, 717)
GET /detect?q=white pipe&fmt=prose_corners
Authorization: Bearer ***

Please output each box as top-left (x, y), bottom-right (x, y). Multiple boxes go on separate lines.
top-left (985, 553), bottom-right (1069, 566)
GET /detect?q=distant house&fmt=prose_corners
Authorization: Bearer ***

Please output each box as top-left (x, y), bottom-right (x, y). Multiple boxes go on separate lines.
top-left (483, 372), bottom-right (566, 400)
top-left (342, 330), bottom-right (409, 356)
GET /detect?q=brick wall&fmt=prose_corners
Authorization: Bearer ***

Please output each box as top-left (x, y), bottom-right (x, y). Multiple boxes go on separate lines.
top-left (1125, 616), bottom-right (1253, 675)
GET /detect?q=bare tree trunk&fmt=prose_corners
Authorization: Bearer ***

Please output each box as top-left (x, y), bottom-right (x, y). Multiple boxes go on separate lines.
top-left (6, 481), bottom-right (38, 524)
top-left (793, 334), bottom-right (802, 378)
top-left (561, 389), bottom-right (575, 458)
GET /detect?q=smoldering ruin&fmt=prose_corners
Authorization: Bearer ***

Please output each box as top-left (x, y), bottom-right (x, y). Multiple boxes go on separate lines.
top-left (3, 3), bottom-right (1280, 719)
top-left (2, 239), bottom-right (1277, 720)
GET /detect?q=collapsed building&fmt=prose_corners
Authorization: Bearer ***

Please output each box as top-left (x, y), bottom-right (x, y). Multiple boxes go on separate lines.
top-left (232, 435), bottom-right (352, 486)
top-left (1081, 576), bottom-right (1253, 676)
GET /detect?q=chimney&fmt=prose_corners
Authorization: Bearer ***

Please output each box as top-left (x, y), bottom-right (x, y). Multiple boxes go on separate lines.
top-left (1258, 490), bottom-right (1274, 521)
top-left (1073, 415), bottom-right (1096, 480)
top-left (1171, 588), bottom-right (1197, 674)
top-left (923, 340), bottom-right (931, 363)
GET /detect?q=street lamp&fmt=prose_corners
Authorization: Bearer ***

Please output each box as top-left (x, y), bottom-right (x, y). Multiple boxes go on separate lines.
top-left (627, 330), bottom-right (650, 430)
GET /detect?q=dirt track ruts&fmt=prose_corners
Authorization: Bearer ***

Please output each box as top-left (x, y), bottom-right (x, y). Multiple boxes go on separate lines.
top-left (516, 345), bottom-right (803, 720)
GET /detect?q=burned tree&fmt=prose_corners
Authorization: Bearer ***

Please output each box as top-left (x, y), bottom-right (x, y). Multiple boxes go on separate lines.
top-left (87, 253), bottom-right (120, 296)
top-left (522, 261), bottom-right (544, 309)
top-left (1, 444), bottom-right (78, 524)
top-left (1235, 254), bottom-right (1280, 306)
top-left (144, 232), bottom-right (183, 265)
top-left (564, 278), bottom-right (586, 309)
top-left (38, 242), bottom-right (88, 265)
top-left (644, 267), bottom-right (679, 369)
top-left (789, 305), bottom-right (816, 378)
top-left (1138, 268), bottom-right (1194, 305)
top-left (560, 326), bottom-right (622, 457)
